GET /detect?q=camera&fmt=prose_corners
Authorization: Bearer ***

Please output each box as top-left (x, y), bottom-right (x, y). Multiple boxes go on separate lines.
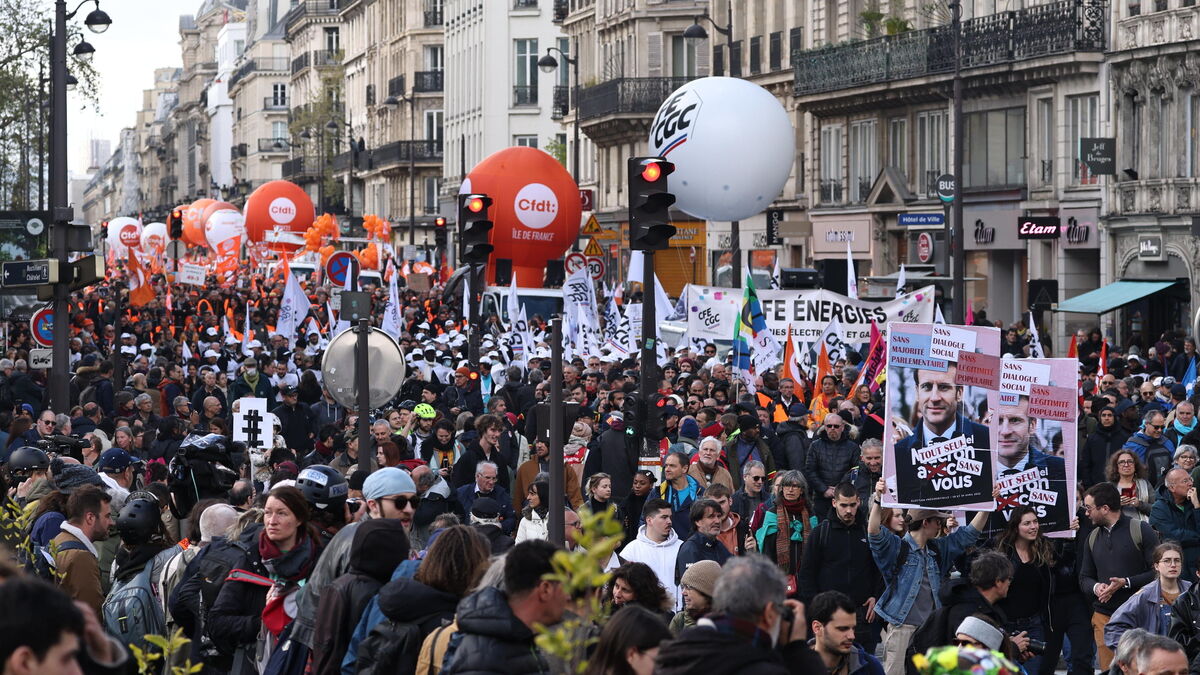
top-left (36, 435), bottom-right (88, 461)
top-left (1025, 638), bottom-right (1045, 655)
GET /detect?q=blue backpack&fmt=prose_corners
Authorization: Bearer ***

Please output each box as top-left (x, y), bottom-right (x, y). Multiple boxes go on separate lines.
top-left (102, 546), bottom-right (180, 651)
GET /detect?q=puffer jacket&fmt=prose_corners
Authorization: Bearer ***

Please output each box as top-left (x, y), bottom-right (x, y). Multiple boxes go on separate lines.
top-left (290, 520), bottom-right (360, 648)
top-left (352, 577), bottom-right (459, 675)
top-left (804, 429), bottom-right (861, 496)
top-left (442, 586), bottom-right (550, 674)
top-left (310, 520), bottom-right (411, 675)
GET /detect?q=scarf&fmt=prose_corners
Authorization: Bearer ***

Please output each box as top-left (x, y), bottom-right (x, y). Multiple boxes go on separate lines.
top-left (244, 370), bottom-right (260, 389)
top-left (257, 529), bottom-right (318, 583)
top-left (1176, 418), bottom-right (1197, 436)
top-left (775, 498), bottom-right (812, 572)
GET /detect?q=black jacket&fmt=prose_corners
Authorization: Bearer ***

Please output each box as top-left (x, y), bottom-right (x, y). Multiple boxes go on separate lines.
top-left (1078, 514), bottom-right (1160, 613)
top-left (205, 526), bottom-right (271, 671)
top-left (797, 512), bottom-right (883, 605)
top-left (310, 519), bottom-right (410, 675)
top-left (804, 430), bottom-right (861, 497)
top-left (273, 401), bottom-right (317, 453)
top-left (170, 535), bottom-right (252, 674)
top-left (451, 440), bottom-right (511, 491)
top-left (356, 577), bottom-right (459, 675)
top-left (1168, 581), bottom-right (1200, 673)
top-left (1081, 424), bottom-right (1130, 488)
top-left (583, 428), bottom-right (638, 500)
top-left (675, 533), bottom-right (732, 585)
top-left (774, 421), bottom-right (809, 472)
top-left (442, 587), bottom-right (550, 674)
top-left (913, 579), bottom-right (1008, 656)
top-left (654, 619), bottom-right (828, 675)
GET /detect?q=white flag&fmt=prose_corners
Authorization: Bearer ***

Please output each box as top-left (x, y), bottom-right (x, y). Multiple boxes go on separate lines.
top-left (381, 262), bottom-right (403, 339)
top-left (895, 264), bottom-right (907, 298)
top-left (242, 301), bottom-right (254, 356)
top-left (846, 239), bottom-right (858, 300)
top-left (181, 340), bottom-right (193, 362)
top-left (278, 262), bottom-right (313, 345)
top-left (463, 270), bottom-right (472, 325)
top-left (506, 276), bottom-right (521, 329)
top-left (1027, 311), bottom-right (1045, 358)
top-left (935, 303), bottom-right (946, 324)
top-left (770, 258), bottom-right (782, 289)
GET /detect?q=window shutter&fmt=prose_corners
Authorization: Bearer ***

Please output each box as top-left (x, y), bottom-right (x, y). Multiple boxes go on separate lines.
top-left (696, 37), bottom-right (710, 76)
top-left (647, 32), bottom-right (662, 77)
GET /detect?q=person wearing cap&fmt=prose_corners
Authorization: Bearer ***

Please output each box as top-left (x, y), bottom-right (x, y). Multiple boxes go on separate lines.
top-left (467, 496), bottom-right (514, 555)
top-left (456, 461), bottom-right (517, 534)
top-left (1122, 409), bottom-right (1176, 487)
top-left (228, 355), bottom-right (276, 406)
top-left (273, 383), bottom-right (317, 453)
top-left (809, 590), bottom-right (885, 675)
top-left (1083, 404), bottom-right (1133, 488)
top-left (724, 414), bottom-right (776, 491)
top-left (669, 559), bottom-right (720, 635)
top-left (867, 477), bottom-right (988, 675)
top-left (96, 448), bottom-right (136, 509)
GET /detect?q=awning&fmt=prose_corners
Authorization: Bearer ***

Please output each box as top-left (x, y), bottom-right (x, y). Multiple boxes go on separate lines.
top-left (1053, 280), bottom-right (1176, 314)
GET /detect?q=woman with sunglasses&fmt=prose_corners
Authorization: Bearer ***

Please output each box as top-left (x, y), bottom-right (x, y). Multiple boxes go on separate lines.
top-left (1106, 450), bottom-right (1154, 521)
top-left (1104, 542), bottom-right (1190, 650)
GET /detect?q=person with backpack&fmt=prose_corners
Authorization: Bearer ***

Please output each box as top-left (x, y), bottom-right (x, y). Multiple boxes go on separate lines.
top-left (1079, 481), bottom-right (1160, 671)
top-left (103, 494), bottom-right (183, 653)
top-left (52, 484), bottom-right (113, 616)
top-left (866, 478), bottom-right (989, 675)
top-left (208, 486), bottom-right (322, 674)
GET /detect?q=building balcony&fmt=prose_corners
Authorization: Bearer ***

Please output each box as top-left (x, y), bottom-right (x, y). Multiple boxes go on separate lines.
top-left (291, 52), bottom-right (310, 74)
top-left (264, 96), bottom-right (288, 110)
top-left (551, 85), bottom-right (570, 119)
top-left (1111, 177), bottom-right (1200, 216)
top-left (259, 138), bottom-right (291, 153)
top-left (283, 156), bottom-right (320, 180)
top-left (313, 50), bottom-right (343, 68)
top-left (424, 8), bottom-right (443, 27)
top-left (553, 0), bottom-right (568, 21)
top-left (513, 0), bottom-right (538, 8)
top-left (513, 85), bottom-right (538, 106)
top-left (792, 0), bottom-right (1106, 112)
top-left (228, 57), bottom-right (291, 90)
top-left (1116, 3), bottom-right (1200, 50)
top-left (286, 0), bottom-right (343, 33)
top-left (332, 150), bottom-right (370, 172)
top-left (413, 70), bottom-right (443, 93)
top-left (819, 179), bottom-right (844, 205)
top-left (577, 76), bottom-right (693, 132)
top-left (370, 139), bottom-right (445, 169)
top-left (387, 75), bottom-right (406, 97)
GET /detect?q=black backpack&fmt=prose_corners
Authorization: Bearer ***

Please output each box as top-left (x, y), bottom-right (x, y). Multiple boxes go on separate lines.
top-left (194, 538), bottom-right (251, 663)
top-left (355, 618), bottom-right (428, 675)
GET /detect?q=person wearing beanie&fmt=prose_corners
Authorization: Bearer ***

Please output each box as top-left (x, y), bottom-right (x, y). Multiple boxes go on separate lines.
top-left (468, 496), bottom-right (513, 555)
top-left (724, 414), bottom-right (775, 490)
top-left (311, 519), bottom-right (411, 675)
top-left (673, 417), bottom-right (702, 456)
top-left (1082, 405), bottom-right (1131, 489)
top-left (954, 615), bottom-right (1006, 652)
top-left (669, 559), bottom-right (721, 635)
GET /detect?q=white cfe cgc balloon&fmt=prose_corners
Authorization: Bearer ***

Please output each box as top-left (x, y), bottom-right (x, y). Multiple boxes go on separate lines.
top-left (648, 77), bottom-right (794, 222)
top-left (204, 209), bottom-right (247, 249)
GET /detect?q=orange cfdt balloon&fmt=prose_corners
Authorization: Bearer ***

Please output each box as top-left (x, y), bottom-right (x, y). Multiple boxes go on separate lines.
top-left (244, 180), bottom-right (316, 251)
top-left (183, 199), bottom-right (214, 247)
top-left (460, 146), bottom-right (581, 286)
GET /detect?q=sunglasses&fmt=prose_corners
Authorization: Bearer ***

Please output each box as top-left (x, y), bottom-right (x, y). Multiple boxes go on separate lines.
top-left (954, 639), bottom-right (982, 648)
top-left (379, 494), bottom-right (421, 509)
top-left (749, 475), bottom-right (765, 482)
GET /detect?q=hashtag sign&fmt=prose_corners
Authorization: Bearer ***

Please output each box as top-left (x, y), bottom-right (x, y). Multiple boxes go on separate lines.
top-left (242, 409), bottom-right (263, 448)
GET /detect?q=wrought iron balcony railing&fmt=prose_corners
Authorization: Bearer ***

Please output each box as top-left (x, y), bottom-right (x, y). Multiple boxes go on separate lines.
top-left (577, 77), bottom-right (694, 122)
top-left (819, 179), bottom-right (844, 204)
top-left (513, 85), bottom-right (538, 106)
top-left (551, 85), bottom-right (570, 119)
top-left (413, 70), bottom-right (443, 92)
top-left (792, 0), bottom-right (1106, 95)
top-left (259, 138), bottom-right (290, 153)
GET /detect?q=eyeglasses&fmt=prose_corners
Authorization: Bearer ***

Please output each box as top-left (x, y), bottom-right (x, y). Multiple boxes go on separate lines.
top-left (40, 419), bottom-right (54, 426)
top-left (566, 520), bottom-right (582, 529)
top-left (749, 475), bottom-right (765, 482)
top-left (825, 424), bottom-right (843, 429)
top-left (1118, 459), bottom-right (1135, 465)
top-left (1148, 423), bottom-right (1164, 430)
top-left (379, 494), bottom-right (421, 510)
top-left (1160, 558), bottom-right (1183, 566)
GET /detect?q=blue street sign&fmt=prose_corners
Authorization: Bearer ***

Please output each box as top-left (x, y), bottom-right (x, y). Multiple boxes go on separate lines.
top-left (898, 213), bottom-right (946, 226)
top-left (31, 307), bottom-right (53, 347)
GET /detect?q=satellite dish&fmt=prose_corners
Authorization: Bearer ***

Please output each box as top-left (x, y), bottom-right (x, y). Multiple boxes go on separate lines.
top-left (321, 326), bottom-right (406, 409)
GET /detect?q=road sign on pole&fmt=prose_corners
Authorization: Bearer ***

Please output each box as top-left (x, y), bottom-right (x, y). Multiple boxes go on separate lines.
top-left (586, 257), bottom-right (605, 280)
top-left (564, 252), bottom-right (587, 274)
top-left (582, 238), bottom-right (603, 257)
top-left (31, 307), bottom-right (53, 347)
top-left (936, 174), bottom-right (956, 203)
top-left (29, 349), bottom-right (52, 369)
top-left (325, 251), bottom-right (359, 287)
top-left (2, 259), bottom-right (58, 287)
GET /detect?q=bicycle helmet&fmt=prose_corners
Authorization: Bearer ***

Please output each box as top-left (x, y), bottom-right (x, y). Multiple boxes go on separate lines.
top-left (413, 403), bottom-right (437, 420)
top-left (7, 447), bottom-right (50, 474)
top-left (116, 496), bottom-right (162, 546)
top-left (296, 464), bottom-right (349, 512)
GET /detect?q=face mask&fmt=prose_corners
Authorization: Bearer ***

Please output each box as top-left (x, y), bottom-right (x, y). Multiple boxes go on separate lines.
top-left (246, 368), bottom-right (257, 376)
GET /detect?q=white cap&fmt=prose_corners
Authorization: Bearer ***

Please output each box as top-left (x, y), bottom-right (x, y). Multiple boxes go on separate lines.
top-left (248, 339), bottom-right (263, 349)
top-left (203, 349), bottom-right (220, 358)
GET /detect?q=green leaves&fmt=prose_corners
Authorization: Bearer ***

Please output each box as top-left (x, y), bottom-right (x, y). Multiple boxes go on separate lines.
top-left (127, 627), bottom-right (205, 675)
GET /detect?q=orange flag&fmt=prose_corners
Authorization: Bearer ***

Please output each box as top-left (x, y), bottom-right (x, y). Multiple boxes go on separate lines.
top-left (808, 341), bottom-right (833, 426)
top-left (1067, 334), bottom-right (1078, 359)
top-left (128, 254), bottom-right (155, 307)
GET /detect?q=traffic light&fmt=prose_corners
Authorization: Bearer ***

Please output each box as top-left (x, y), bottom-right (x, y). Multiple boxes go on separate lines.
top-left (434, 216), bottom-right (447, 249)
top-left (643, 392), bottom-right (668, 442)
top-left (168, 208), bottom-right (184, 240)
top-left (628, 157), bottom-right (676, 251)
top-left (458, 194), bottom-right (493, 265)
top-left (100, 220), bottom-right (108, 239)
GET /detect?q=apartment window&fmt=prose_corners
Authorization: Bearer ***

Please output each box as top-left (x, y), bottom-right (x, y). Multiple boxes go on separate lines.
top-left (514, 135), bottom-right (538, 148)
top-left (425, 45), bottom-right (444, 71)
top-left (1156, 95), bottom-right (1171, 178)
top-left (916, 109), bottom-right (949, 195)
top-left (819, 124), bottom-right (845, 203)
top-left (272, 83), bottom-right (287, 107)
top-left (423, 177), bottom-right (439, 214)
top-left (234, 39), bottom-right (244, 56)
top-left (963, 107), bottom-right (1026, 188)
top-left (749, 36), bottom-right (762, 75)
top-left (671, 36), bottom-right (697, 78)
top-left (1188, 94), bottom-right (1200, 177)
top-left (729, 40), bottom-right (742, 77)
top-left (514, 39), bottom-right (539, 106)
top-left (769, 32), bottom-right (782, 71)
top-left (889, 117), bottom-right (907, 178)
top-left (1127, 94), bottom-right (1142, 175)
top-left (712, 45), bottom-right (724, 76)
top-left (557, 38), bottom-right (571, 86)
top-left (1068, 94), bottom-right (1099, 183)
top-left (425, 110), bottom-right (444, 144)
top-left (324, 27), bottom-right (340, 53)
top-left (272, 121), bottom-right (288, 140)
top-left (849, 120), bottom-right (878, 202)
top-left (790, 27), bottom-right (804, 54)
top-left (1037, 98), bottom-right (1053, 186)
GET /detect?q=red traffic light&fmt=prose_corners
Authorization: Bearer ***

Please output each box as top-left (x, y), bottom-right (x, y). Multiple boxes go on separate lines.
top-left (641, 162), bottom-right (663, 182)
top-left (434, 216), bottom-right (447, 227)
top-left (467, 197), bottom-right (485, 213)
top-left (172, 209), bottom-right (183, 220)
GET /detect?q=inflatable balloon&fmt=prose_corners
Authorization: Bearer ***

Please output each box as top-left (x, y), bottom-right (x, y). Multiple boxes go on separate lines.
top-left (199, 201), bottom-right (238, 235)
top-left (106, 216), bottom-right (140, 256)
top-left (140, 222), bottom-right (168, 256)
top-left (183, 199), bottom-right (213, 247)
top-left (244, 180), bottom-right (316, 250)
top-left (647, 77), bottom-right (794, 222)
top-left (204, 209), bottom-right (246, 250)
top-left (460, 146), bottom-right (581, 286)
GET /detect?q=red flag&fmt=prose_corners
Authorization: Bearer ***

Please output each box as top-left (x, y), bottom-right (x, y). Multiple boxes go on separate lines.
top-left (782, 324), bottom-right (804, 386)
top-left (855, 322), bottom-right (887, 395)
top-left (808, 341), bottom-right (833, 426)
top-left (1094, 340), bottom-right (1108, 394)
top-left (1067, 334), bottom-right (1078, 359)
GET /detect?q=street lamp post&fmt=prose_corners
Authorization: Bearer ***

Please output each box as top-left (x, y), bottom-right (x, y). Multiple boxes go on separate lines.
top-left (950, 0), bottom-right (966, 324)
top-left (50, 0), bottom-right (110, 411)
top-left (685, 7), bottom-right (739, 286)
top-left (538, 39), bottom-right (580, 184)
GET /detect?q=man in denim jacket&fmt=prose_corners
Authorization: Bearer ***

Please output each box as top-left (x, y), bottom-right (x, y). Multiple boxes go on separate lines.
top-left (866, 478), bottom-right (988, 675)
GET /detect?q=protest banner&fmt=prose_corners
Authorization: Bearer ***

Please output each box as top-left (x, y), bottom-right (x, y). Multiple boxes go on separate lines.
top-left (882, 322), bottom-right (1000, 510)
top-left (985, 358), bottom-right (1078, 538)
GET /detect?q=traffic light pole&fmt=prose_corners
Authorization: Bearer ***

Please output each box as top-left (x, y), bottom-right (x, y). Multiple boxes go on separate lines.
top-left (950, 0), bottom-right (966, 325)
top-left (468, 263), bottom-right (483, 363)
top-left (48, 0), bottom-right (70, 411)
top-left (548, 316), bottom-right (564, 547)
top-left (639, 249), bottom-right (657, 457)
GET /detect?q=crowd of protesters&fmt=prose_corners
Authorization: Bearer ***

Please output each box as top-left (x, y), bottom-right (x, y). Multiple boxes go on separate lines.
top-left (0, 265), bottom-right (1199, 675)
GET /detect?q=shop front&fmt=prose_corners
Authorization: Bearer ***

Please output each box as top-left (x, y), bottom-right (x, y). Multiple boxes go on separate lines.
top-left (963, 204), bottom-right (1026, 326)
top-left (810, 213), bottom-right (874, 296)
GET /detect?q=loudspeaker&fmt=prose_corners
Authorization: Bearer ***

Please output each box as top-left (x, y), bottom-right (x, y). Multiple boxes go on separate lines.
top-left (494, 258), bottom-right (513, 286)
top-left (817, 259), bottom-right (850, 295)
top-left (544, 259), bottom-right (565, 287)
top-left (781, 267), bottom-right (819, 289)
